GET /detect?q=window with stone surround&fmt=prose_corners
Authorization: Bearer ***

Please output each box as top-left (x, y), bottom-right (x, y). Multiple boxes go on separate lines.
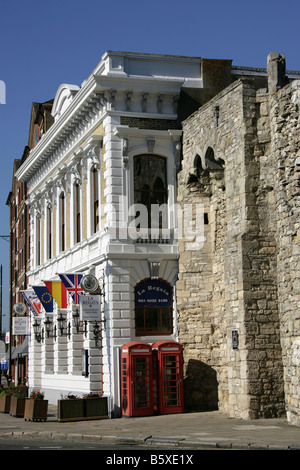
top-left (59, 192), bottom-right (66, 252)
top-left (134, 278), bottom-right (173, 336)
top-left (75, 183), bottom-right (81, 243)
top-left (91, 167), bottom-right (100, 234)
top-left (47, 204), bottom-right (52, 259)
top-left (36, 212), bottom-right (41, 266)
top-left (133, 154), bottom-right (168, 234)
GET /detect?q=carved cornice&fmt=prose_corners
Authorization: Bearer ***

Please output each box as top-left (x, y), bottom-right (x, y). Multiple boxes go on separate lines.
top-left (15, 84), bottom-right (105, 185)
top-left (27, 136), bottom-right (102, 207)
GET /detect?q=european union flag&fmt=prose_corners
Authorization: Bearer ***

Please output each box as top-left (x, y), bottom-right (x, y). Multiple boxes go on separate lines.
top-left (32, 286), bottom-right (54, 313)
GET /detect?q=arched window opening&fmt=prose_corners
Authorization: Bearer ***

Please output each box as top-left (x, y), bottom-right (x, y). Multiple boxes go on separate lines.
top-left (205, 147), bottom-right (224, 170)
top-left (133, 155), bottom-right (168, 233)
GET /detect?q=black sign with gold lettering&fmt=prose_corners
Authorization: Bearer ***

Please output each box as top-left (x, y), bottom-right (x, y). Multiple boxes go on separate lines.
top-left (135, 279), bottom-right (171, 307)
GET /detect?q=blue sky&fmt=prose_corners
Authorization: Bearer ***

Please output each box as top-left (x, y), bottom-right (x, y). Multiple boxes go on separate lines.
top-left (0, 0), bottom-right (299, 331)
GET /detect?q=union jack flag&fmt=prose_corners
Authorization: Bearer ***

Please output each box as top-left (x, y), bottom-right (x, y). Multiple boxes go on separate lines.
top-left (58, 273), bottom-right (83, 304)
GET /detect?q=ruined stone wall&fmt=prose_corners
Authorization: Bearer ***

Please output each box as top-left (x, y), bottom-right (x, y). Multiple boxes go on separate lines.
top-left (269, 78), bottom-right (300, 425)
top-left (178, 77), bottom-right (286, 419)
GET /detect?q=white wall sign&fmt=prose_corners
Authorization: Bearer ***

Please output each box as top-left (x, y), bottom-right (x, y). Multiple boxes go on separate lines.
top-left (13, 317), bottom-right (28, 335)
top-left (79, 295), bottom-right (101, 322)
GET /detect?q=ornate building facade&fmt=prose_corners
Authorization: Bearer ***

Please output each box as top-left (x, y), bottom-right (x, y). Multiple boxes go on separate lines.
top-left (15, 51), bottom-right (205, 416)
top-left (13, 50), bottom-right (300, 425)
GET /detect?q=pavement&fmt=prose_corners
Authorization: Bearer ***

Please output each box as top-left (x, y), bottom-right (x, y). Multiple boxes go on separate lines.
top-left (0, 404), bottom-right (300, 451)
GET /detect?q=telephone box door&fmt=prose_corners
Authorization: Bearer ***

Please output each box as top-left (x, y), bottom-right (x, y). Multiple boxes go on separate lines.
top-left (121, 342), bottom-right (153, 417)
top-left (152, 341), bottom-right (184, 414)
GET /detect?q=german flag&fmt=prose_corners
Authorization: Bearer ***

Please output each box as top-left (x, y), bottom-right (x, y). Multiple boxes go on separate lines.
top-left (44, 280), bottom-right (68, 309)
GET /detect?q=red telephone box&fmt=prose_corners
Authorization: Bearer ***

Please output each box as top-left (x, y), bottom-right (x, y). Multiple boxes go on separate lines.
top-left (152, 341), bottom-right (184, 414)
top-left (121, 342), bottom-right (154, 417)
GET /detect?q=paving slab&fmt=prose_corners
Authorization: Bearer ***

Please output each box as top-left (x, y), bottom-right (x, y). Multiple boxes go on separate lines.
top-left (0, 405), bottom-right (299, 450)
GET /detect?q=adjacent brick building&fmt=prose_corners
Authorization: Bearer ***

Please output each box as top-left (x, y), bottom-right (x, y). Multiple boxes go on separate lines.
top-left (6, 100), bottom-right (53, 384)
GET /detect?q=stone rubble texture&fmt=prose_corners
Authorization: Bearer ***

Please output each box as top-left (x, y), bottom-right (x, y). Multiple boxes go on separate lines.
top-left (177, 53), bottom-right (300, 425)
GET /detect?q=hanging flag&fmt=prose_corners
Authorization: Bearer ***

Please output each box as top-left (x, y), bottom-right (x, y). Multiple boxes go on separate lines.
top-left (58, 273), bottom-right (83, 304)
top-left (32, 285), bottom-right (54, 313)
top-left (20, 289), bottom-right (42, 316)
top-left (43, 280), bottom-right (68, 309)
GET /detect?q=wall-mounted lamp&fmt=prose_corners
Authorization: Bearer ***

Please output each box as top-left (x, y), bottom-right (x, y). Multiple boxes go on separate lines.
top-left (57, 312), bottom-right (71, 339)
top-left (44, 316), bottom-right (57, 339)
top-left (93, 321), bottom-right (101, 347)
top-left (72, 308), bottom-right (87, 336)
top-left (32, 319), bottom-right (42, 343)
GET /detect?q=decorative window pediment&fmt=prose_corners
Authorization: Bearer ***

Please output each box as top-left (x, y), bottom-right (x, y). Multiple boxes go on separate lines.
top-left (51, 84), bottom-right (80, 122)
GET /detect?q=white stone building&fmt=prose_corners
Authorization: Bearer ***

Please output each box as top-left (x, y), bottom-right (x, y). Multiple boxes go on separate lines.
top-left (15, 51), bottom-right (204, 416)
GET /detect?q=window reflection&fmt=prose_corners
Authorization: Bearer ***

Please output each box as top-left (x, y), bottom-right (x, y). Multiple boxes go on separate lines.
top-left (134, 155), bottom-right (168, 230)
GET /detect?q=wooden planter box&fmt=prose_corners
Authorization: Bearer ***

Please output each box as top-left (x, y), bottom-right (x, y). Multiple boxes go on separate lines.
top-left (10, 396), bottom-right (26, 417)
top-left (58, 399), bottom-right (85, 422)
top-left (24, 399), bottom-right (48, 421)
top-left (58, 397), bottom-right (108, 422)
top-left (84, 397), bottom-right (108, 418)
top-left (0, 395), bottom-right (11, 413)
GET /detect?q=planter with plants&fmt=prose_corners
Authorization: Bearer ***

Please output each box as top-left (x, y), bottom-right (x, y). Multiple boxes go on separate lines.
top-left (24, 391), bottom-right (48, 422)
top-left (10, 387), bottom-right (27, 418)
top-left (0, 389), bottom-right (12, 413)
top-left (57, 393), bottom-right (108, 422)
top-left (83, 393), bottom-right (108, 419)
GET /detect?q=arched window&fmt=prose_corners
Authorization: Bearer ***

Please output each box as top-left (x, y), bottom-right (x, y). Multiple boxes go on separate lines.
top-left (133, 155), bottom-right (168, 233)
top-left (204, 147), bottom-right (224, 170)
top-left (135, 279), bottom-right (173, 336)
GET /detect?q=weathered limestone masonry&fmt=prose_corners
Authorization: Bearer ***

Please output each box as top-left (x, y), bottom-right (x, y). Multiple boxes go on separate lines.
top-left (268, 54), bottom-right (300, 425)
top-left (177, 52), bottom-right (300, 422)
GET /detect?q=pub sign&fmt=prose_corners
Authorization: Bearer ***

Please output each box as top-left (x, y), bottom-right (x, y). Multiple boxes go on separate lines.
top-left (135, 279), bottom-right (172, 307)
